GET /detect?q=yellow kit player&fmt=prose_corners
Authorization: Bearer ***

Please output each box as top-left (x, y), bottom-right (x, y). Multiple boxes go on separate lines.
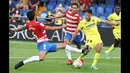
top-left (105, 4), bottom-right (121, 59)
top-left (69, 9), bottom-right (119, 69)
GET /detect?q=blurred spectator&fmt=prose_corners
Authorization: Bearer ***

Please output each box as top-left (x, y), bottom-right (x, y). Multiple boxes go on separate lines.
top-left (115, 0), bottom-right (121, 5)
top-left (97, 0), bottom-right (105, 5)
top-left (17, 0), bottom-right (29, 11)
top-left (28, 0), bottom-right (40, 11)
top-left (91, 0), bottom-right (97, 5)
top-left (9, 0), bottom-right (16, 15)
top-left (45, 10), bottom-right (55, 24)
top-left (54, 3), bottom-right (66, 14)
top-left (39, 0), bottom-right (49, 7)
top-left (58, 0), bottom-right (65, 4)
top-left (11, 4), bottom-right (21, 22)
top-left (80, 0), bottom-right (91, 12)
top-left (54, 3), bottom-right (65, 25)
top-left (71, 0), bottom-right (80, 5)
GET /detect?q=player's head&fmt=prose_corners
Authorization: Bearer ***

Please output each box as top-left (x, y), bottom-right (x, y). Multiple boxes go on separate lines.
top-left (27, 10), bottom-right (35, 21)
top-left (47, 10), bottom-right (52, 16)
top-left (85, 9), bottom-right (92, 21)
top-left (71, 3), bottom-right (78, 13)
top-left (115, 4), bottom-right (120, 13)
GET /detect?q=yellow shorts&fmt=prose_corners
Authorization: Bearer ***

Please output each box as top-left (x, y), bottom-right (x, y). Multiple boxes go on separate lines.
top-left (113, 29), bottom-right (121, 40)
top-left (85, 38), bottom-right (103, 49)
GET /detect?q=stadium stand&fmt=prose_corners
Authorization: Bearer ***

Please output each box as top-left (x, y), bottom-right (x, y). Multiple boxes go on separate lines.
top-left (9, 0), bottom-right (120, 28)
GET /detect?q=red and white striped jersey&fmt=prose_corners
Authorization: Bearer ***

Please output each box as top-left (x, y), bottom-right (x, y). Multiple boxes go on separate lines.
top-left (25, 21), bottom-right (49, 43)
top-left (65, 11), bottom-right (81, 35)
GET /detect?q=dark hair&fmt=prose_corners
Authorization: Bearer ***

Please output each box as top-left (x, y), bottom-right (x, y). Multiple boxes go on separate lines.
top-left (71, 3), bottom-right (78, 8)
top-left (85, 9), bottom-right (92, 14)
top-left (27, 10), bottom-right (35, 21)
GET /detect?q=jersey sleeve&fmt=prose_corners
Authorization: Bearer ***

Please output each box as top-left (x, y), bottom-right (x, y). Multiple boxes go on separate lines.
top-left (108, 14), bottom-right (113, 21)
top-left (95, 17), bottom-right (102, 23)
top-left (21, 24), bottom-right (27, 30)
top-left (77, 20), bottom-right (84, 30)
top-left (39, 23), bottom-right (46, 29)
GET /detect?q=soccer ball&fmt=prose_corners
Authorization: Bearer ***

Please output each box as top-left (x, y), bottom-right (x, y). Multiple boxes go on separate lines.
top-left (73, 60), bottom-right (83, 68)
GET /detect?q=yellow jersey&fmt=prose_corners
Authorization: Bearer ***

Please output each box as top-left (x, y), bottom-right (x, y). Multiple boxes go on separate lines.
top-left (108, 12), bottom-right (121, 32)
top-left (77, 16), bottom-right (102, 39)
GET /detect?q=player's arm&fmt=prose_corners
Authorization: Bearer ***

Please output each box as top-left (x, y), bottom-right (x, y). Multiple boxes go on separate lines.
top-left (45, 24), bottom-right (66, 31)
top-left (54, 14), bottom-right (65, 18)
top-left (69, 21), bottom-right (83, 44)
top-left (101, 20), bottom-right (119, 26)
top-left (10, 25), bottom-right (26, 32)
top-left (69, 29), bottom-right (80, 44)
top-left (95, 17), bottom-right (119, 26)
top-left (107, 14), bottom-right (121, 26)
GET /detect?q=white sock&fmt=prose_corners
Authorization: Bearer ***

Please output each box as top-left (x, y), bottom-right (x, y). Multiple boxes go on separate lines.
top-left (23, 56), bottom-right (40, 64)
top-left (65, 45), bottom-right (82, 53)
top-left (65, 49), bottom-right (72, 60)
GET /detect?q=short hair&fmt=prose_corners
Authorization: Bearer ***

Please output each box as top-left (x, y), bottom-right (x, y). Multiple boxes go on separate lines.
top-left (71, 3), bottom-right (78, 8)
top-left (85, 9), bottom-right (92, 14)
top-left (27, 10), bottom-right (35, 21)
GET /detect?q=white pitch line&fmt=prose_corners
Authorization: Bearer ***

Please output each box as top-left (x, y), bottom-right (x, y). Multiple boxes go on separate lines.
top-left (9, 57), bottom-right (120, 59)
top-left (9, 41), bottom-right (121, 49)
top-left (9, 41), bottom-right (36, 44)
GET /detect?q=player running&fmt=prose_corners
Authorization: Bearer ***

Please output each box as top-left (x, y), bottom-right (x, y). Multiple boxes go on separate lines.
top-left (105, 4), bottom-right (121, 59)
top-left (10, 10), bottom-right (82, 70)
top-left (54, 3), bottom-right (83, 65)
top-left (68, 9), bottom-right (120, 69)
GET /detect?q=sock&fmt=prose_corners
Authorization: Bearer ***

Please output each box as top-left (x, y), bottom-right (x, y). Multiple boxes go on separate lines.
top-left (65, 50), bottom-right (72, 60)
top-left (23, 56), bottom-right (40, 64)
top-left (65, 45), bottom-right (82, 53)
top-left (77, 53), bottom-right (86, 60)
top-left (107, 44), bottom-right (115, 54)
top-left (92, 53), bottom-right (100, 66)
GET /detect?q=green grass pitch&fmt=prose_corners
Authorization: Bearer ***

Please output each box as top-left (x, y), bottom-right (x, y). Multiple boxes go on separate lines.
top-left (9, 40), bottom-right (121, 73)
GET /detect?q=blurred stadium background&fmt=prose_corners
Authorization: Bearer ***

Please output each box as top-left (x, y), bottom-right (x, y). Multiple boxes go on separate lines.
top-left (9, 0), bottom-right (121, 73)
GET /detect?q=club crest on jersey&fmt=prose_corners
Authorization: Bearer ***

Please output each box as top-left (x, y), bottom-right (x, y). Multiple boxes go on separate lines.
top-left (92, 20), bottom-right (95, 22)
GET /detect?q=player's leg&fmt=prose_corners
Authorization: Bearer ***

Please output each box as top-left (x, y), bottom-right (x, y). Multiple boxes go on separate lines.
top-left (55, 42), bottom-right (83, 64)
top-left (64, 33), bottom-right (73, 65)
top-left (105, 31), bottom-right (121, 59)
top-left (76, 45), bottom-right (91, 60)
top-left (74, 35), bottom-right (84, 65)
top-left (74, 35), bottom-right (81, 49)
top-left (56, 43), bottom-right (82, 53)
top-left (91, 41), bottom-right (103, 70)
top-left (105, 39), bottom-right (120, 59)
top-left (76, 39), bottom-right (92, 61)
top-left (14, 42), bottom-right (50, 69)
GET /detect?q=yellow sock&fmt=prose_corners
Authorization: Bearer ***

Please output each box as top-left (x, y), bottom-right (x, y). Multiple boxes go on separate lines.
top-left (107, 44), bottom-right (115, 54)
top-left (77, 54), bottom-right (85, 60)
top-left (92, 53), bottom-right (100, 66)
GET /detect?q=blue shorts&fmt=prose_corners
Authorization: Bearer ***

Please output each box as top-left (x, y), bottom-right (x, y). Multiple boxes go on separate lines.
top-left (37, 42), bottom-right (57, 53)
top-left (64, 32), bottom-right (81, 45)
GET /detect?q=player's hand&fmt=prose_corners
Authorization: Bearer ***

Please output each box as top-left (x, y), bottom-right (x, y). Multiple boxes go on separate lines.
top-left (10, 28), bottom-right (16, 32)
top-left (115, 21), bottom-right (121, 26)
top-left (62, 24), bottom-right (67, 28)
